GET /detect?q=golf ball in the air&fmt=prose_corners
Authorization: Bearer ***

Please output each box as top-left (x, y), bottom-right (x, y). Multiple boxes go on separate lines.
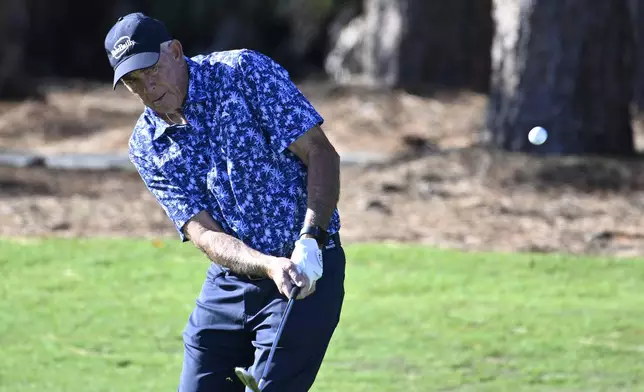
top-left (528, 126), bottom-right (548, 145)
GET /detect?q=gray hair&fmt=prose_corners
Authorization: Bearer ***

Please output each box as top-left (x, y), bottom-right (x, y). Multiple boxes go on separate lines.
top-left (160, 40), bottom-right (174, 53)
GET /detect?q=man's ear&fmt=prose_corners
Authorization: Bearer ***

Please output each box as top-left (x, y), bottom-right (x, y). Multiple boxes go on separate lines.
top-left (170, 40), bottom-right (183, 60)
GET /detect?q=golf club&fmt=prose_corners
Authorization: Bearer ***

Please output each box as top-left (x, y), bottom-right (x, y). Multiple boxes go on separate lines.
top-left (235, 285), bottom-right (301, 391)
top-left (234, 367), bottom-right (261, 392)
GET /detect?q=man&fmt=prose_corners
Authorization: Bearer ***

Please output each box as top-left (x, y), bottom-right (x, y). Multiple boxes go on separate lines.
top-left (104, 12), bottom-right (345, 392)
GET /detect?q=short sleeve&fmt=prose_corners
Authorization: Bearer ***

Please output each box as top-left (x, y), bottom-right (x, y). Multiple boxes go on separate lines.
top-left (129, 152), bottom-right (206, 242)
top-left (237, 50), bottom-right (324, 153)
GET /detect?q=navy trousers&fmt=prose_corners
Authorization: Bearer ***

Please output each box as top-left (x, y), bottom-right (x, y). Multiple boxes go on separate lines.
top-left (178, 234), bottom-right (345, 392)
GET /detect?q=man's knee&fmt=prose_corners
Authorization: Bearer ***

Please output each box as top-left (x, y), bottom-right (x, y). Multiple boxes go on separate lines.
top-left (178, 340), bottom-right (251, 392)
top-left (250, 300), bottom-right (342, 392)
top-left (178, 294), bottom-right (254, 392)
top-left (256, 336), bottom-right (336, 392)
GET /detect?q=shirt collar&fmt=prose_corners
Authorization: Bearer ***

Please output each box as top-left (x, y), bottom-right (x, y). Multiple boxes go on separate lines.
top-left (183, 56), bottom-right (208, 105)
top-left (151, 115), bottom-right (169, 140)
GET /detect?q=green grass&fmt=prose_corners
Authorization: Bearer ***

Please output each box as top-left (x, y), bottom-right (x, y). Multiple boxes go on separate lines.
top-left (1, 238), bottom-right (644, 391)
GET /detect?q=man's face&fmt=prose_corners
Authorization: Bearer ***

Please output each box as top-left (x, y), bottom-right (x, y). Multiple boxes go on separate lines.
top-left (121, 41), bottom-right (187, 113)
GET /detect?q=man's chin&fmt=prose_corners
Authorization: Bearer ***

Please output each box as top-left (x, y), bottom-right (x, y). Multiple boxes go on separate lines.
top-left (148, 102), bottom-right (169, 113)
top-left (150, 101), bottom-right (178, 114)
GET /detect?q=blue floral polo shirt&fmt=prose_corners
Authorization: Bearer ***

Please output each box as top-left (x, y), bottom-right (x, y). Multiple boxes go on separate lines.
top-left (128, 49), bottom-right (341, 257)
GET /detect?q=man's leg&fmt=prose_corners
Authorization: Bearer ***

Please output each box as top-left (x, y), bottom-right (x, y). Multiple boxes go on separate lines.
top-left (178, 267), bottom-right (255, 392)
top-left (246, 241), bottom-right (346, 392)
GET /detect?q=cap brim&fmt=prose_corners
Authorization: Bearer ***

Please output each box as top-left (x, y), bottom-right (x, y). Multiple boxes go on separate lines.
top-left (112, 52), bottom-right (160, 89)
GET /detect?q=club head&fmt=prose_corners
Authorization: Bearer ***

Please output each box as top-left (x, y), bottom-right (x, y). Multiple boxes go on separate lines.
top-left (234, 367), bottom-right (261, 392)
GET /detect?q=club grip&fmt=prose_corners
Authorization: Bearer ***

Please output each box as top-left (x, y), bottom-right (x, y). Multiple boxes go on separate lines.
top-left (289, 285), bottom-right (301, 299)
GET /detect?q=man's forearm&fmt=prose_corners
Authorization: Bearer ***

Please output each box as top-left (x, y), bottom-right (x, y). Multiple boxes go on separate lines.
top-left (196, 231), bottom-right (274, 277)
top-left (303, 148), bottom-right (340, 231)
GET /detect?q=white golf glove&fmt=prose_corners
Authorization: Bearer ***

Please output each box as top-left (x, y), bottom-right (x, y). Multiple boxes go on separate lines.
top-left (291, 238), bottom-right (323, 290)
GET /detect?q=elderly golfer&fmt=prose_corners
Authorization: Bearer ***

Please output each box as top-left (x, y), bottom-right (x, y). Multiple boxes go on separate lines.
top-left (104, 12), bottom-right (345, 392)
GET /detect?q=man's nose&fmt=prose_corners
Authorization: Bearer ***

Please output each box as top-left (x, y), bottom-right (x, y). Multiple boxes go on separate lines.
top-left (142, 78), bottom-right (156, 94)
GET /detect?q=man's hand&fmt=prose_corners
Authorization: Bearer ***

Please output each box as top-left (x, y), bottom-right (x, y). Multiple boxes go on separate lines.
top-left (290, 237), bottom-right (323, 297)
top-left (267, 257), bottom-right (312, 299)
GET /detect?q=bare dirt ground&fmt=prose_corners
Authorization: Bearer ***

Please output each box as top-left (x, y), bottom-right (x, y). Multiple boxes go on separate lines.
top-left (2, 79), bottom-right (644, 258)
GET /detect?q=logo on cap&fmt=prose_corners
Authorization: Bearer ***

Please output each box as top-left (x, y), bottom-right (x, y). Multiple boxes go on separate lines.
top-left (111, 36), bottom-right (135, 60)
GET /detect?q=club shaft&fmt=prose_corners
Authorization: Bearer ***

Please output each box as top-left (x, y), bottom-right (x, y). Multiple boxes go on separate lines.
top-left (259, 285), bottom-right (301, 387)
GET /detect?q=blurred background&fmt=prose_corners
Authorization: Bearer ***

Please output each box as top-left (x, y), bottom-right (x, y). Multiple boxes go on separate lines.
top-left (4, 3), bottom-right (644, 390)
top-left (2, 0), bottom-right (644, 257)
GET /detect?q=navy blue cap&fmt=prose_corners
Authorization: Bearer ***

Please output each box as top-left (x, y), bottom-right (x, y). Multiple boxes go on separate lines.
top-left (104, 13), bottom-right (172, 89)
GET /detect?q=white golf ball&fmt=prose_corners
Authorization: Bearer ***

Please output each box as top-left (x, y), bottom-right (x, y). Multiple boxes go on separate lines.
top-left (528, 126), bottom-right (548, 145)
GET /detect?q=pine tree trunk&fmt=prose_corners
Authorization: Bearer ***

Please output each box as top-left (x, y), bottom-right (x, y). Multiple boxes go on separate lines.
top-left (487, 0), bottom-right (634, 155)
top-left (397, 0), bottom-right (493, 92)
top-left (628, 0), bottom-right (644, 112)
top-left (361, 0), bottom-right (404, 86)
top-left (325, 0), bottom-right (493, 92)
top-left (0, 0), bottom-right (36, 99)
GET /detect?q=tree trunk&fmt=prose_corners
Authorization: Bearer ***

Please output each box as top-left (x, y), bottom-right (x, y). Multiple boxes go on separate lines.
top-left (361, 0), bottom-right (404, 86)
top-left (397, 0), bottom-right (493, 92)
top-left (628, 0), bottom-right (644, 112)
top-left (0, 0), bottom-right (40, 100)
top-left (325, 0), bottom-right (493, 92)
top-left (487, 0), bottom-right (634, 155)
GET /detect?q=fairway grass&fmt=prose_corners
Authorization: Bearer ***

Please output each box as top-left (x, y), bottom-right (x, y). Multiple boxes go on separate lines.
top-left (1, 238), bottom-right (644, 391)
